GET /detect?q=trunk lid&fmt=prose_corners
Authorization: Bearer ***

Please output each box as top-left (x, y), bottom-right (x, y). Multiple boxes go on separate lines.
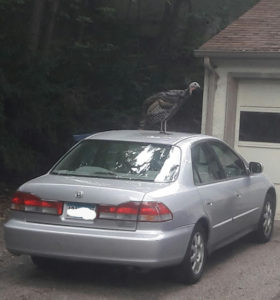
top-left (19, 174), bottom-right (169, 231)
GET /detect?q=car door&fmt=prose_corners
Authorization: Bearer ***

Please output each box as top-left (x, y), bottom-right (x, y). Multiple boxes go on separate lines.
top-left (208, 141), bottom-right (260, 235)
top-left (191, 142), bottom-right (236, 248)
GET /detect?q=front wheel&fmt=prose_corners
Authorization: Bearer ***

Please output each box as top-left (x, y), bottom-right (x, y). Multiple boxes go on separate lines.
top-left (254, 194), bottom-right (275, 243)
top-left (173, 223), bottom-right (207, 284)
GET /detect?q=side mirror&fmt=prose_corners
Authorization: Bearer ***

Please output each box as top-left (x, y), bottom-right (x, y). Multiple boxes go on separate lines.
top-left (249, 162), bottom-right (263, 174)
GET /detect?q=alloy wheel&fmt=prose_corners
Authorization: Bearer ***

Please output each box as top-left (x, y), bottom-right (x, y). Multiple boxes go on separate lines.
top-left (190, 232), bottom-right (205, 275)
top-left (263, 201), bottom-right (273, 238)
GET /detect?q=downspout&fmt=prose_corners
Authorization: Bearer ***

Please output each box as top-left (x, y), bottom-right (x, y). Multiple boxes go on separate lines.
top-left (202, 57), bottom-right (219, 135)
top-left (204, 57), bottom-right (219, 78)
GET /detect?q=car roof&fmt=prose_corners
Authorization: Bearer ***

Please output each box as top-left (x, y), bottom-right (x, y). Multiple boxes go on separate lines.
top-left (85, 130), bottom-right (213, 145)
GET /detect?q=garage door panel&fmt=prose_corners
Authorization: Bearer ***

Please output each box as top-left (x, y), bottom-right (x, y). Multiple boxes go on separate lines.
top-left (235, 79), bottom-right (280, 219)
top-left (238, 146), bottom-right (280, 184)
top-left (237, 79), bottom-right (280, 107)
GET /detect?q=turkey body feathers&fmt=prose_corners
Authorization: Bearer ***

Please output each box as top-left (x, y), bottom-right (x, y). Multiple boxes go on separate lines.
top-left (140, 82), bottom-right (201, 133)
top-left (142, 89), bottom-right (189, 128)
top-left (143, 89), bottom-right (188, 113)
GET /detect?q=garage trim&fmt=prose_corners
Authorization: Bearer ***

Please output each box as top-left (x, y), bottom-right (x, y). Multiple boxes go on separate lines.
top-left (223, 72), bottom-right (280, 147)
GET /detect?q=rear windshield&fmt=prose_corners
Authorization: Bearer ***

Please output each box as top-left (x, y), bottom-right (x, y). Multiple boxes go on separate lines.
top-left (51, 140), bottom-right (181, 182)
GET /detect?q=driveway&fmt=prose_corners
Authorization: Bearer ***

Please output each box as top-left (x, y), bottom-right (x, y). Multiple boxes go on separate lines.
top-left (1, 218), bottom-right (280, 300)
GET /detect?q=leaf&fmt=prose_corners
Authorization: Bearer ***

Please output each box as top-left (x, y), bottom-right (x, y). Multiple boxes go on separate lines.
top-left (76, 15), bottom-right (93, 24)
top-left (95, 7), bottom-right (116, 18)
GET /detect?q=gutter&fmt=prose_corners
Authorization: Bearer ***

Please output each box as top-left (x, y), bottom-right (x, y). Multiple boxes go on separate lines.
top-left (194, 50), bottom-right (280, 59)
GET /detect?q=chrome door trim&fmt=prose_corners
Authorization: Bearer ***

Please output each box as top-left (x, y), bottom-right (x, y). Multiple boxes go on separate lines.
top-left (232, 207), bottom-right (259, 221)
top-left (212, 218), bottom-right (232, 229)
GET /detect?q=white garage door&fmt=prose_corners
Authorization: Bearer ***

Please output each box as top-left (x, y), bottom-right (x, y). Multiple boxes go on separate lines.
top-left (234, 79), bottom-right (280, 218)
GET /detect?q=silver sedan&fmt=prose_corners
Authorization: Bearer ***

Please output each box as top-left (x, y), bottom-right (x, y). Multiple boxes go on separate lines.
top-left (4, 130), bottom-right (276, 284)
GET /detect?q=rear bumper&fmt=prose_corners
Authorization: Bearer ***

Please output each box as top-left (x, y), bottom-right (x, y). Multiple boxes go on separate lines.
top-left (4, 219), bottom-right (194, 268)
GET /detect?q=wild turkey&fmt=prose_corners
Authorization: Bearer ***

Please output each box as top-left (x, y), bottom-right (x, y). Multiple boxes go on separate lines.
top-left (140, 82), bottom-right (201, 133)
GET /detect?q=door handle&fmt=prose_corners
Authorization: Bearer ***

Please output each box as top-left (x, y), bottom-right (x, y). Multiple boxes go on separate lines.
top-left (207, 202), bottom-right (213, 206)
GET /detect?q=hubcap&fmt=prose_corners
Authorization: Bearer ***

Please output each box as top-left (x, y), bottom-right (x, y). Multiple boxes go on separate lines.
top-left (263, 201), bottom-right (273, 237)
top-left (190, 232), bottom-right (205, 275)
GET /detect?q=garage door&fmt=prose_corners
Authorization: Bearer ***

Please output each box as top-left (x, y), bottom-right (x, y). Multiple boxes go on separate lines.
top-left (234, 79), bottom-right (280, 218)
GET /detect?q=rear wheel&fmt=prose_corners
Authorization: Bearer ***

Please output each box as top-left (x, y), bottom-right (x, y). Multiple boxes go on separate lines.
top-left (254, 194), bottom-right (275, 243)
top-left (174, 223), bottom-right (207, 284)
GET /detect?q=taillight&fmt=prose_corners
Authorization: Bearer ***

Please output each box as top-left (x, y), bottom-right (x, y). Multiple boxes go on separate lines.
top-left (98, 201), bottom-right (172, 222)
top-left (138, 202), bottom-right (173, 222)
top-left (11, 191), bottom-right (63, 215)
top-left (98, 202), bottom-right (139, 221)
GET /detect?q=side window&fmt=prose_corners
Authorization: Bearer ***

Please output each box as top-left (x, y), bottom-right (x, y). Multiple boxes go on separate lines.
top-left (210, 142), bottom-right (247, 178)
top-left (191, 143), bottom-right (225, 185)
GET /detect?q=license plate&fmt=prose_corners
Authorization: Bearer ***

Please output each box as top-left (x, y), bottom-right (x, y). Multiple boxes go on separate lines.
top-left (66, 202), bottom-right (96, 221)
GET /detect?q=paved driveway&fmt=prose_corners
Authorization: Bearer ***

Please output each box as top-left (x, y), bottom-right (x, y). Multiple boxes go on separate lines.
top-left (1, 221), bottom-right (280, 300)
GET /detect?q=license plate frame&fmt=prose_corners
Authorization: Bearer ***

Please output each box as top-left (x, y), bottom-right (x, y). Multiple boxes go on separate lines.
top-left (66, 202), bottom-right (97, 221)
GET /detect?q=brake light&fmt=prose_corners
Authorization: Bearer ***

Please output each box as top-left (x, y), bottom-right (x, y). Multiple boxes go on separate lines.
top-left (98, 201), bottom-right (172, 222)
top-left (11, 191), bottom-right (63, 215)
top-left (98, 202), bottom-right (139, 221)
top-left (138, 202), bottom-right (173, 222)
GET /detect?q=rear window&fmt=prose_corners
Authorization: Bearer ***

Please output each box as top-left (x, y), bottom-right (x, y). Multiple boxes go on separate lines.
top-left (51, 140), bottom-right (181, 182)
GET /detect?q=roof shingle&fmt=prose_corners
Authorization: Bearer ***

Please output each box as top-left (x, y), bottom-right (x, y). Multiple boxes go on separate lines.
top-left (197, 0), bottom-right (280, 56)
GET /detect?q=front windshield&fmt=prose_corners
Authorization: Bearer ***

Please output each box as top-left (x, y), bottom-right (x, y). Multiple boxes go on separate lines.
top-left (51, 140), bottom-right (181, 182)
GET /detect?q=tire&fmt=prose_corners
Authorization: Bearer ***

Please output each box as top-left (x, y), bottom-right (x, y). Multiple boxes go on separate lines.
top-left (174, 223), bottom-right (207, 284)
top-left (254, 194), bottom-right (275, 243)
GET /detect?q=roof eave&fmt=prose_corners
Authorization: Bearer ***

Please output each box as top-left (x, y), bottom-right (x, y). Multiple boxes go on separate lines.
top-left (194, 50), bottom-right (280, 59)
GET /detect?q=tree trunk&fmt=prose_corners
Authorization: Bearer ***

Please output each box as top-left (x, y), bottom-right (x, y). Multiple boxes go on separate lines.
top-left (157, 0), bottom-right (185, 53)
top-left (28, 0), bottom-right (46, 55)
top-left (42, 0), bottom-right (60, 59)
top-left (77, 0), bottom-right (89, 43)
top-left (126, 0), bottom-right (133, 20)
top-left (158, 0), bottom-right (172, 49)
top-left (168, 0), bottom-right (185, 34)
top-left (137, 0), bottom-right (142, 21)
top-left (187, 0), bottom-right (192, 13)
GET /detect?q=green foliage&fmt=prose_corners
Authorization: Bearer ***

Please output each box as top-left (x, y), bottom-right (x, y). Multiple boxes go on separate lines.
top-left (0, 0), bottom-right (26, 8)
top-left (0, 0), bottom-right (258, 186)
top-left (76, 15), bottom-right (93, 24)
top-left (95, 7), bottom-right (116, 19)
